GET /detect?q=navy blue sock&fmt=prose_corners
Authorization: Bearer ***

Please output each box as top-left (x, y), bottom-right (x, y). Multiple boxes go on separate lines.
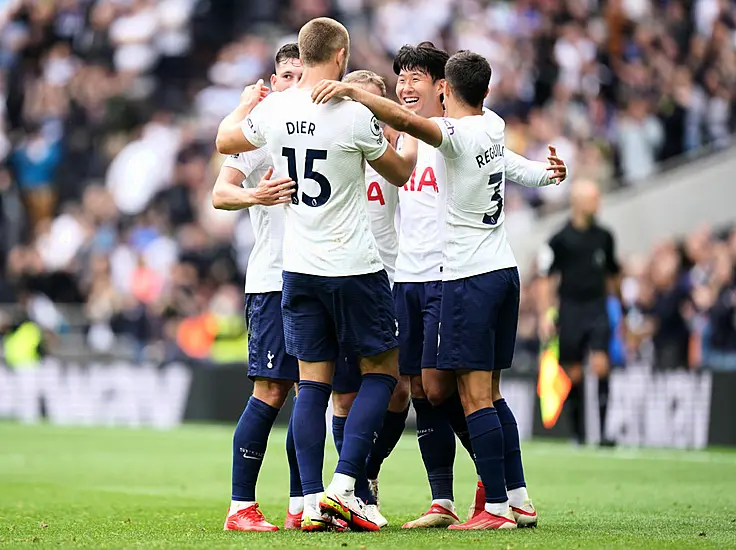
top-left (436, 391), bottom-right (475, 461)
top-left (494, 398), bottom-right (525, 490)
top-left (467, 407), bottom-right (506, 503)
top-left (285, 398), bottom-right (302, 497)
top-left (332, 414), bottom-right (346, 455)
top-left (232, 396), bottom-right (280, 501)
top-left (365, 407), bottom-right (409, 480)
top-left (333, 414), bottom-right (373, 503)
top-left (335, 373), bottom-right (397, 480)
top-left (413, 397), bottom-right (455, 501)
top-left (293, 381), bottom-right (331, 495)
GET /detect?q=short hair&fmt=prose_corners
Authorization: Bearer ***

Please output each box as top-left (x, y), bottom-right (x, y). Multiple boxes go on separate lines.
top-left (275, 43), bottom-right (299, 65)
top-left (392, 42), bottom-right (449, 82)
top-left (445, 50), bottom-right (492, 108)
top-left (343, 70), bottom-right (386, 97)
top-left (298, 17), bottom-right (349, 66)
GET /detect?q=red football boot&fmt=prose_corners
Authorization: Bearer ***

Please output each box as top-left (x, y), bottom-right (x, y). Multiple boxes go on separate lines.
top-left (467, 481), bottom-right (486, 520)
top-left (448, 508), bottom-right (517, 530)
top-left (283, 509), bottom-right (302, 530)
top-left (223, 503), bottom-right (279, 532)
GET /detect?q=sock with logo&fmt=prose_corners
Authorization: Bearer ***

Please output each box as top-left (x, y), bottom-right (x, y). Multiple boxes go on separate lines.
top-left (435, 390), bottom-right (475, 460)
top-left (466, 407), bottom-right (507, 514)
top-left (332, 373), bottom-right (397, 492)
top-left (493, 398), bottom-right (526, 492)
top-left (334, 412), bottom-right (374, 504)
top-left (412, 397), bottom-right (455, 501)
top-left (365, 406), bottom-right (409, 480)
top-left (285, 398), bottom-right (303, 508)
top-left (293, 381), bottom-right (331, 496)
top-left (231, 396), bottom-right (280, 502)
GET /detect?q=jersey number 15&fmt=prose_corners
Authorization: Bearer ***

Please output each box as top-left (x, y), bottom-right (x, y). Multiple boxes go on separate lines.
top-left (282, 147), bottom-right (331, 207)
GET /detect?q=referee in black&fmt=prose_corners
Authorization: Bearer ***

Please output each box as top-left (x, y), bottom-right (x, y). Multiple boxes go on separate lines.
top-left (537, 179), bottom-right (620, 446)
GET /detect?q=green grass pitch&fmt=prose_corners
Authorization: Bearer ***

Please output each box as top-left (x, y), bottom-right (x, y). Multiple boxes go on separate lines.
top-left (1, 422), bottom-right (736, 549)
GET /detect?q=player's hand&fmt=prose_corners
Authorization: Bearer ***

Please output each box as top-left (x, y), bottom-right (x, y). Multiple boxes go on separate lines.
top-left (312, 80), bottom-right (357, 104)
top-left (545, 145), bottom-right (567, 185)
top-left (252, 167), bottom-right (295, 206)
top-left (240, 79), bottom-right (270, 108)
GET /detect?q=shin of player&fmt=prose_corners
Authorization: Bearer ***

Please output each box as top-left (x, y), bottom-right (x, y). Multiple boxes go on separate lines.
top-left (224, 18), bottom-right (417, 532)
top-left (216, 44), bottom-right (304, 533)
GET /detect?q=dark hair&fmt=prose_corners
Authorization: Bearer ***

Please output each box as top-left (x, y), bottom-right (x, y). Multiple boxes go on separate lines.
top-left (445, 50), bottom-right (492, 108)
top-left (392, 42), bottom-right (449, 82)
top-left (275, 43), bottom-right (300, 65)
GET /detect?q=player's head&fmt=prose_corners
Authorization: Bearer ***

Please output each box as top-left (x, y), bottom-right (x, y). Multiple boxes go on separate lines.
top-left (343, 69), bottom-right (386, 98)
top-left (393, 42), bottom-right (448, 116)
top-left (297, 17), bottom-right (350, 78)
top-left (271, 43), bottom-right (302, 92)
top-left (571, 179), bottom-right (600, 221)
top-left (443, 50), bottom-right (491, 111)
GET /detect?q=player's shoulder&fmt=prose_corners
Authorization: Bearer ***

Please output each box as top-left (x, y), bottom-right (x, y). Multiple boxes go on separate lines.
top-left (481, 107), bottom-right (506, 133)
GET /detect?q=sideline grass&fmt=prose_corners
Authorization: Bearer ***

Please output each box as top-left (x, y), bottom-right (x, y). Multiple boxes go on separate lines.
top-left (1, 422), bottom-right (735, 548)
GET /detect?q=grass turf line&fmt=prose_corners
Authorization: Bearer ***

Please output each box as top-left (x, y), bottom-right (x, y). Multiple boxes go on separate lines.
top-left (1, 423), bottom-right (735, 549)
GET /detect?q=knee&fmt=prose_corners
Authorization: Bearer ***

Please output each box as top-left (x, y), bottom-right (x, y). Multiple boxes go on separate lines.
top-left (253, 379), bottom-right (292, 409)
top-left (409, 375), bottom-right (426, 399)
top-left (425, 382), bottom-right (452, 407)
top-left (566, 363), bottom-right (585, 385)
top-left (389, 376), bottom-right (411, 411)
top-left (360, 348), bottom-right (399, 379)
top-left (332, 392), bottom-right (357, 417)
top-left (457, 376), bottom-right (492, 416)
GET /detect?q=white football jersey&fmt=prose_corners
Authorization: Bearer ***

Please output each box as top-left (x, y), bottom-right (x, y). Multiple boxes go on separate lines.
top-left (394, 139), bottom-right (447, 282)
top-left (365, 163), bottom-right (398, 285)
top-left (242, 88), bottom-right (388, 277)
top-left (222, 149), bottom-right (285, 294)
top-left (432, 110), bottom-right (516, 281)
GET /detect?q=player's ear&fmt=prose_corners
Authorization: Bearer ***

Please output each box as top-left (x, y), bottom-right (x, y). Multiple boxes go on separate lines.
top-left (270, 74), bottom-right (277, 88)
top-left (336, 48), bottom-right (346, 68)
top-left (484, 87), bottom-right (490, 99)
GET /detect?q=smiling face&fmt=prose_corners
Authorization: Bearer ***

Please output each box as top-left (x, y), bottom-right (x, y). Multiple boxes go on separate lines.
top-left (396, 69), bottom-right (444, 118)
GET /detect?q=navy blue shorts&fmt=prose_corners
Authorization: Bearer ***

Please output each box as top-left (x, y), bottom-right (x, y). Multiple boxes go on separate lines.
top-left (437, 268), bottom-right (520, 372)
top-left (332, 354), bottom-right (362, 393)
top-left (281, 270), bottom-right (398, 362)
top-left (244, 292), bottom-right (299, 382)
top-left (393, 281), bottom-right (442, 376)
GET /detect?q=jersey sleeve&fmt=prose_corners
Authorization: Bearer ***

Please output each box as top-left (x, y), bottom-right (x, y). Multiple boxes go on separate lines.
top-left (222, 149), bottom-right (270, 184)
top-left (431, 117), bottom-right (468, 160)
top-left (241, 95), bottom-right (273, 148)
top-left (353, 104), bottom-right (389, 161)
top-left (604, 230), bottom-right (621, 275)
top-left (505, 149), bottom-right (552, 188)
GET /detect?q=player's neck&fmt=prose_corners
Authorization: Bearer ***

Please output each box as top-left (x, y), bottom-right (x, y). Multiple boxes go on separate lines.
top-left (418, 101), bottom-right (444, 119)
top-left (571, 213), bottom-right (592, 230)
top-left (445, 102), bottom-right (482, 119)
top-left (297, 66), bottom-right (343, 89)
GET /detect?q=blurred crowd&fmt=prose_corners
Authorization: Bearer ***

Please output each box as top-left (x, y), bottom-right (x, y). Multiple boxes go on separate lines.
top-left (0, 0), bottom-right (734, 367)
top-left (515, 224), bottom-right (736, 372)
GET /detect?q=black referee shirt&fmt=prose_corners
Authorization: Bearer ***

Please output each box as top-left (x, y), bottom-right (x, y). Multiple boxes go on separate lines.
top-left (543, 221), bottom-right (620, 303)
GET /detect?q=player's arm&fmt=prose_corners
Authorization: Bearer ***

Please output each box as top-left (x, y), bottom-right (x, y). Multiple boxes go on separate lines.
top-left (369, 135), bottom-right (418, 188)
top-left (312, 80), bottom-right (443, 147)
top-left (212, 161), bottom-right (294, 210)
top-left (604, 230), bottom-right (622, 299)
top-left (215, 80), bottom-right (270, 155)
top-left (506, 146), bottom-right (567, 187)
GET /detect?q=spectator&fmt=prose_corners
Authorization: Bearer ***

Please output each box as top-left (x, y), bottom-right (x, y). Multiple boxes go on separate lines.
top-left (616, 98), bottom-right (664, 184)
